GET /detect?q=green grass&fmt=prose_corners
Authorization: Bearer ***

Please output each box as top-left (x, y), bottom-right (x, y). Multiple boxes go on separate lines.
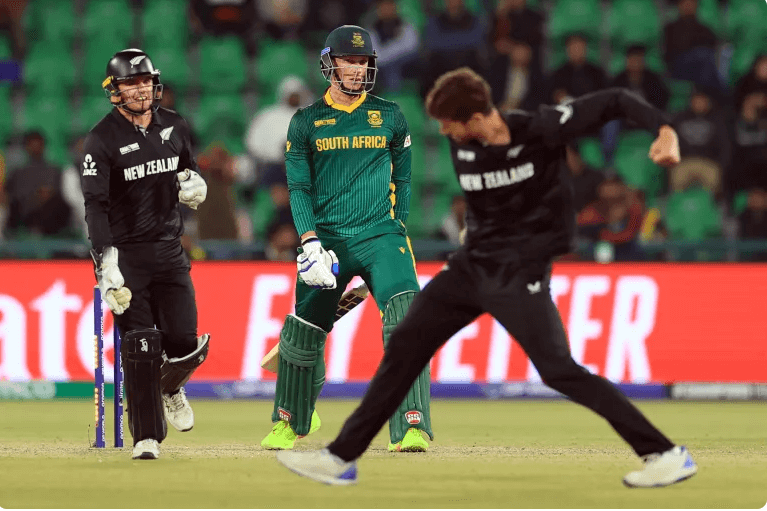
top-left (0, 400), bottom-right (765, 508)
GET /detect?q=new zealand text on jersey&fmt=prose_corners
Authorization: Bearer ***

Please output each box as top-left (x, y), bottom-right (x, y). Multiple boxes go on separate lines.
top-left (123, 156), bottom-right (180, 182)
top-left (459, 162), bottom-right (535, 191)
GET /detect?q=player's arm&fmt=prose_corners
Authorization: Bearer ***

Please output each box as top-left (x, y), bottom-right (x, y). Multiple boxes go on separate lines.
top-left (286, 110), bottom-right (317, 237)
top-left (532, 87), bottom-right (680, 166)
top-left (389, 105), bottom-right (412, 224)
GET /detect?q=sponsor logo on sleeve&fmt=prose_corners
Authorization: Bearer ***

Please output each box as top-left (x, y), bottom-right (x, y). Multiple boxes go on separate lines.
top-left (403, 134), bottom-right (411, 148)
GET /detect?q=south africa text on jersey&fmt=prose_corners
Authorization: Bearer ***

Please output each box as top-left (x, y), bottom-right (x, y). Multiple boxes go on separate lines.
top-left (315, 135), bottom-right (388, 151)
top-left (123, 156), bottom-right (180, 181)
top-left (459, 162), bottom-right (535, 191)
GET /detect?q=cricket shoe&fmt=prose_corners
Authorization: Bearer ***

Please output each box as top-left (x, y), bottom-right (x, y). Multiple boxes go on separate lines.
top-left (132, 439), bottom-right (160, 460)
top-left (163, 387), bottom-right (194, 432)
top-left (388, 428), bottom-right (429, 452)
top-left (261, 410), bottom-right (321, 450)
top-left (623, 445), bottom-right (698, 488)
top-left (277, 448), bottom-right (357, 486)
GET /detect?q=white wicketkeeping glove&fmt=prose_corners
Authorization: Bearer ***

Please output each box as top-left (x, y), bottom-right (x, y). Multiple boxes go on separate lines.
top-left (90, 246), bottom-right (132, 315)
top-left (297, 237), bottom-right (339, 289)
top-left (177, 169), bottom-right (207, 210)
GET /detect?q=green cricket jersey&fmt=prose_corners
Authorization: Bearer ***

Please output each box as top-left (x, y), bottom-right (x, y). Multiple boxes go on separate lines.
top-left (285, 89), bottom-right (412, 237)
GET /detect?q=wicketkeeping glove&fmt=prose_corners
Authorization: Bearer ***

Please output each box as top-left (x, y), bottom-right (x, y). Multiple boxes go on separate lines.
top-left (177, 169), bottom-right (207, 210)
top-left (90, 246), bottom-right (132, 315)
top-left (297, 237), bottom-right (339, 289)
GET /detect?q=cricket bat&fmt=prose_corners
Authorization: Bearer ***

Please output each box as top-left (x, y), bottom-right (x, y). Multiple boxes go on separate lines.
top-left (260, 283), bottom-right (370, 373)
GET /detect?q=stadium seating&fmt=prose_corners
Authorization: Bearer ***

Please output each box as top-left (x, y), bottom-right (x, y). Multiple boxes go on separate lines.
top-left (22, 0), bottom-right (76, 47)
top-left (74, 95), bottom-right (111, 136)
top-left (142, 45), bottom-right (190, 93)
top-left (254, 41), bottom-right (311, 106)
top-left (141, 0), bottom-right (188, 50)
top-left (613, 131), bottom-right (664, 198)
top-left (0, 86), bottom-right (12, 146)
top-left (725, 0), bottom-right (767, 46)
top-left (665, 187), bottom-right (722, 240)
top-left (667, 79), bottom-right (694, 113)
top-left (388, 91), bottom-right (426, 137)
top-left (194, 93), bottom-right (248, 154)
top-left (198, 36), bottom-right (248, 94)
top-left (83, 0), bottom-right (134, 46)
top-left (23, 44), bottom-right (77, 98)
top-left (577, 137), bottom-right (606, 169)
top-left (608, 47), bottom-right (665, 75)
top-left (548, 0), bottom-right (602, 44)
top-left (607, 0), bottom-right (662, 52)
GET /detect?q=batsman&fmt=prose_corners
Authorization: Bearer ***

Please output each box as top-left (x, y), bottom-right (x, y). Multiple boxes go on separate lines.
top-left (260, 25), bottom-right (433, 452)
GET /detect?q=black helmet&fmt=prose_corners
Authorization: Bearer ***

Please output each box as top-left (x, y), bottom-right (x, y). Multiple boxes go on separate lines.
top-left (102, 48), bottom-right (163, 114)
top-left (320, 25), bottom-right (377, 94)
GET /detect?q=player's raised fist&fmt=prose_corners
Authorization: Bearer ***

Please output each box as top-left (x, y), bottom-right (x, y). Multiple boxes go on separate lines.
top-left (649, 125), bottom-right (681, 167)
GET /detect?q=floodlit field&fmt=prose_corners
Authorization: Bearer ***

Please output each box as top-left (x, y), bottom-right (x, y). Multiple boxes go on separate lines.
top-left (0, 399), bottom-right (764, 508)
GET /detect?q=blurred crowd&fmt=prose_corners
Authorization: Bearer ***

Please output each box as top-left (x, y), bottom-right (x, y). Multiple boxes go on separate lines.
top-left (0, 0), bottom-right (765, 261)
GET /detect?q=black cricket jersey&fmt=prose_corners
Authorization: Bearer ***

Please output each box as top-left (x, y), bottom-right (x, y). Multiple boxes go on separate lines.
top-left (80, 106), bottom-right (199, 252)
top-left (450, 88), bottom-right (671, 263)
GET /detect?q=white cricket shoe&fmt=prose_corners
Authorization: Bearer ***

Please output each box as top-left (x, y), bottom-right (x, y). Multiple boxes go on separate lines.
top-left (163, 387), bottom-right (194, 432)
top-left (132, 439), bottom-right (160, 460)
top-left (276, 448), bottom-right (358, 486)
top-left (623, 445), bottom-right (698, 488)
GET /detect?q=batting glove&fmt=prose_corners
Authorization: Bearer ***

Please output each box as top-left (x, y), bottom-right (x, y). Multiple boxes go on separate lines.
top-left (90, 246), bottom-right (132, 315)
top-left (297, 237), bottom-right (339, 289)
top-left (177, 169), bottom-right (207, 210)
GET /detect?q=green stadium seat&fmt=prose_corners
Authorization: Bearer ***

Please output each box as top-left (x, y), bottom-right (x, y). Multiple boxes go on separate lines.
top-left (388, 91), bottom-right (426, 136)
top-left (0, 87), bottom-right (12, 145)
top-left (577, 137), bottom-right (605, 169)
top-left (22, 0), bottom-right (76, 47)
top-left (142, 44), bottom-right (190, 93)
top-left (405, 180), bottom-right (427, 238)
top-left (608, 47), bottom-right (664, 75)
top-left (613, 131), bottom-right (664, 198)
top-left (22, 94), bottom-right (72, 146)
top-left (83, 37), bottom-right (130, 92)
top-left (23, 44), bottom-right (76, 97)
top-left (607, 0), bottom-right (662, 51)
top-left (198, 36), bottom-right (247, 93)
top-left (432, 137), bottom-right (457, 189)
top-left (725, 0), bottom-right (767, 45)
top-left (141, 0), bottom-right (188, 50)
top-left (83, 0), bottom-right (134, 45)
top-left (548, 0), bottom-right (602, 44)
top-left (729, 44), bottom-right (767, 85)
top-left (194, 93), bottom-right (248, 154)
top-left (409, 137), bottom-right (428, 189)
top-left (697, 0), bottom-right (725, 38)
top-left (667, 79), bottom-right (694, 113)
top-left (75, 95), bottom-right (112, 136)
top-left (248, 188), bottom-right (274, 240)
top-left (397, 0), bottom-right (428, 33)
top-left (665, 188), bottom-right (721, 240)
top-left (255, 41), bottom-right (310, 104)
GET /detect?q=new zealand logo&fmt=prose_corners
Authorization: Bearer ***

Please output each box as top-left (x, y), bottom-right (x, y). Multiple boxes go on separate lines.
top-left (367, 110), bottom-right (383, 127)
top-left (129, 55), bottom-right (146, 68)
top-left (351, 32), bottom-right (365, 48)
top-left (159, 126), bottom-right (174, 144)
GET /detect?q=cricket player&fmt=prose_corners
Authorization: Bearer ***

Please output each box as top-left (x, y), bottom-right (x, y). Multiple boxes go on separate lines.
top-left (276, 68), bottom-right (698, 488)
top-left (82, 49), bottom-right (210, 459)
top-left (259, 25), bottom-right (433, 452)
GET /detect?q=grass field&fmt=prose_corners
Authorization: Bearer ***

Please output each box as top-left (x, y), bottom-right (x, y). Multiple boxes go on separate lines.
top-left (0, 399), bottom-right (764, 509)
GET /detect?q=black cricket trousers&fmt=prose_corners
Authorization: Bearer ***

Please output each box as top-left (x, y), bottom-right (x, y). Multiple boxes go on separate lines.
top-left (328, 249), bottom-right (674, 461)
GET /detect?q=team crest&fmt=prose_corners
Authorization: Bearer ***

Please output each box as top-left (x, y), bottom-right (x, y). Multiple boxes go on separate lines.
top-left (352, 32), bottom-right (365, 48)
top-left (405, 411), bottom-right (422, 425)
top-left (286, 140), bottom-right (291, 152)
top-left (367, 110), bottom-right (383, 127)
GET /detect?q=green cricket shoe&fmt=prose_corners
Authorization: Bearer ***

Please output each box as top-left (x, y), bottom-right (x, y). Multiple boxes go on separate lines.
top-left (388, 428), bottom-right (429, 452)
top-left (261, 410), bottom-right (322, 450)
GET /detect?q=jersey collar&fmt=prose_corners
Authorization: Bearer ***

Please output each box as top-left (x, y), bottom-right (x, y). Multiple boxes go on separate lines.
top-left (110, 106), bottom-right (165, 130)
top-left (324, 88), bottom-right (367, 113)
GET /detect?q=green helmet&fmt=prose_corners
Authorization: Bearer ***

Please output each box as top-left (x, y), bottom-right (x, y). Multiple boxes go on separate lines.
top-left (320, 25), bottom-right (377, 94)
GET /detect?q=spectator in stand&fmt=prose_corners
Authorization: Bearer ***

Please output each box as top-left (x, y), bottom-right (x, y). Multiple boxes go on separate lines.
top-left (419, 0), bottom-right (490, 98)
top-left (734, 54), bottom-right (767, 114)
top-left (492, 39), bottom-right (547, 112)
top-left (577, 175), bottom-right (644, 261)
top-left (264, 213), bottom-right (299, 262)
top-left (440, 195), bottom-right (466, 246)
top-left (191, 0), bottom-right (257, 37)
top-left (550, 33), bottom-right (607, 105)
top-left (663, 0), bottom-right (725, 97)
top-left (367, 0), bottom-right (421, 93)
top-left (0, 148), bottom-right (6, 240)
top-left (245, 75), bottom-right (311, 171)
top-left (490, 0), bottom-right (545, 73)
top-left (256, 0), bottom-right (307, 41)
top-left (728, 92), bottom-right (767, 234)
top-left (611, 45), bottom-right (669, 111)
top-left (302, 0), bottom-right (369, 49)
top-left (4, 131), bottom-right (72, 239)
top-left (195, 144), bottom-right (239, 241)
top-left (671, 89), bottom-right (729, 197)
top-left (566, 143), bottom-right (604, 213)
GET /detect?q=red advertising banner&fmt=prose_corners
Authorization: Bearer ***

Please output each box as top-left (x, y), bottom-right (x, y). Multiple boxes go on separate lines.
top-left (0, 261), bottom-right (764, 383)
